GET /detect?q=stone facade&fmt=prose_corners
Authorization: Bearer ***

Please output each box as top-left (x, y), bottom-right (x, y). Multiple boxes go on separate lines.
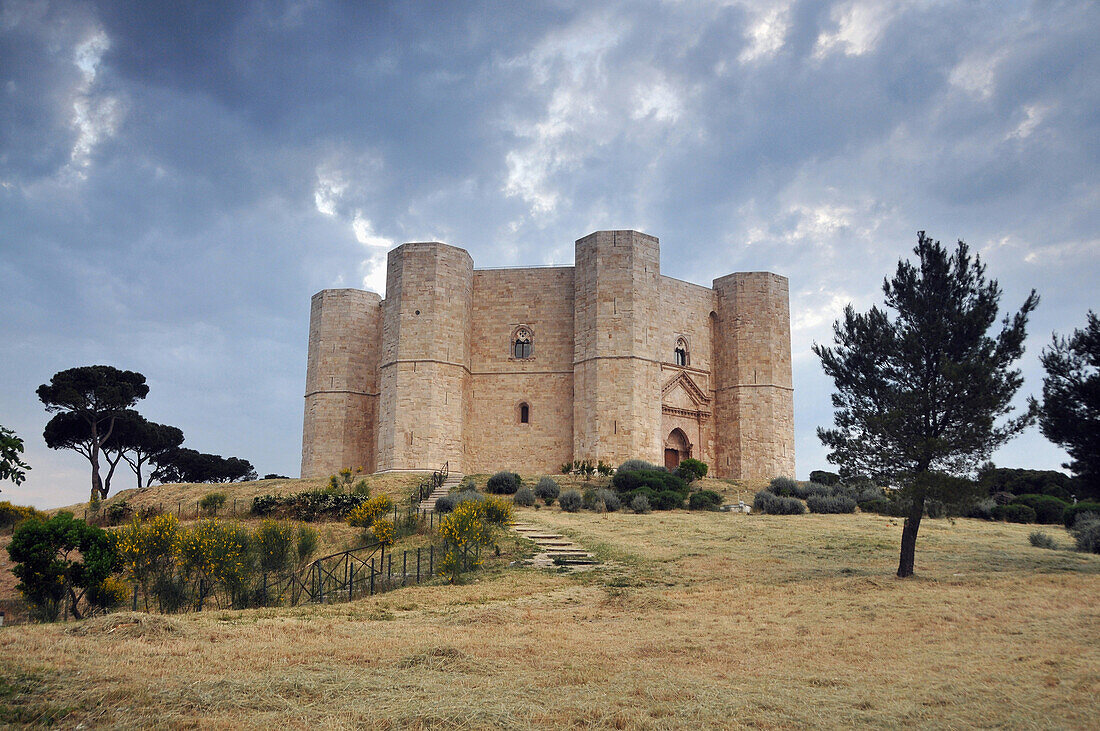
top-left (301, 230), bottom-right (794, 480)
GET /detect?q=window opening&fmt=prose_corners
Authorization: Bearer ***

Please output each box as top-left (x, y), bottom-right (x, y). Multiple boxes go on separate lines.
top-left (513, 326), bottom-right (533, 359)
top-left (519, 403), bottom-right (529, 424)
top-left (674, 337), bottom-right (689, 367)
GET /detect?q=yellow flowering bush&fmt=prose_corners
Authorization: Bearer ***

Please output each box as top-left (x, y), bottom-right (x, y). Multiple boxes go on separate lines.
top-left (98, 575), bottom-right (131, 609)
top-left (346, 494), bottom-right (393, 527)
top-left (176, 519), bottom-right (249, 609)
top-left (370, 518), bottom-right (395, 546)
top-left (254, 520), bottom-right (296, 573)
top-left (482, 496), bottom-right (514, 526)
top-left (437, 500), bottom-right (496, 582)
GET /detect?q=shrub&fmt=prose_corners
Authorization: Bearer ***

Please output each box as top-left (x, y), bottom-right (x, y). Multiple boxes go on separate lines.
top-left (1028, 531), bottom-right (1057, 549)
top-left (297, 525), bottom-right (318, 564)
top-left (346, 494), bottom-right (394, 527)
top-left (200, 492), bottom-right (228, 516)
top-left (689, 490), bottom-right (723, 511)
top-left (991, 503), bottom-right (1037, 523)
top-left (0, 501), bottom-right (47, 530)
top-left (1071, 515), bottom-right (1100, 553)
top-left (612, 468), bottom-right (688, 496)
top-left (253, 520), bottom-right (296, 574)
top-left (617, 459), bottom-right (660, 474)
top-left (652, 490), bottom-right (684, 511)
top-left (535, 477), bottom-right (560, 506)
top-left (809, 470), bottom-right (841, 485)
top-left (370, 518), bottom-right (395, 546)
top-left (630, 494), bottom-right (651, 514)
top-left (483, 496), bottom-right (514, 526)
top-left (559, 489), bottom-right (583, 512)
top-left (768, 476), bottom-right (799, 497)
top-left (1063, 501), bottom-right (1100, 528)
top-left (1011, 494), bottom-right (1068, 524)
top-left (753, 490), bottom-right (806, 515)
top-left (585, 488), bottom-right (619, 512)
top-left (676, 458), bottom-right (708, 482)
top-left (105, 499), bottom-right (134, 525)
top-left (596, 460), bottom-right (614, 476)
top-left (807, 494), bottom-right (857, 514)
top-left (434, 494), bottom-right (457, 514)
top-left (858, 497), bottom-right (892, 515)
top-left (251, 491), bottom-right (367, 521)
top-left (486, 471), bottom-right (521, 495)
top-left (513, 486), bottom-right (536, 507)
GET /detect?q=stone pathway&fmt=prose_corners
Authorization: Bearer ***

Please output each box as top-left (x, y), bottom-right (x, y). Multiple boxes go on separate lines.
top-left (512, 522), bottom-right (598, 569)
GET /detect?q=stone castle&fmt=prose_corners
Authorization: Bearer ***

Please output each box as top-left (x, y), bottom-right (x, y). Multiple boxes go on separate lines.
top-left (300, 230), bottom-right (794, 480)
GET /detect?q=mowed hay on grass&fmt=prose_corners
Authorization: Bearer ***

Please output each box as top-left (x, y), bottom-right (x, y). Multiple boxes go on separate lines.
top-left (0, 511), bottom-right (1097, 728)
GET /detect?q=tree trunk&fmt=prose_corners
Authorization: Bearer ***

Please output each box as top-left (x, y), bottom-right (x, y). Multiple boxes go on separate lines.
top-left (897, 492), bottom-right (926, 578)
top-left (90, 440), bottom-right (105, 501)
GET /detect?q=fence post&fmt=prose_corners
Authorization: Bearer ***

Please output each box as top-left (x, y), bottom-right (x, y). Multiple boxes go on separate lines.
top-left (349, 562), bottom-right (355, 601)
top-left (132, 583), bottom-right (138, 611)
top-left (417, 548), bottom-right (421, 583)
top-left (429, 545), bottom-right (434, 576)
top-left (177, 501), bottom-right (181, 517)
top-left (370, 558), bottom-right (375, 595)
top-left (402, 550), bottom-right (407, 586)
top-left (387, 553), bottom-right (392, 582)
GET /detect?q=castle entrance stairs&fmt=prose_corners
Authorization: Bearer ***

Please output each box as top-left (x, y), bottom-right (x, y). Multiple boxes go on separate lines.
top-left (418, 473), bottom-right (464, 514)
top-left (512, 523), bottom-right (598, 569)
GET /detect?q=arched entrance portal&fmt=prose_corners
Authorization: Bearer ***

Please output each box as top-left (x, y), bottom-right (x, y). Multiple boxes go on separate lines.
top-left (664, 428), bottom-right (692, 470)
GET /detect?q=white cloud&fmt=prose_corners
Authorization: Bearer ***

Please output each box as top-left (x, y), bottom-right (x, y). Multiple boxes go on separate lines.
top-left (66, 28), bottom-right (124, 177)
top-left (351, 213), bottom-right (394, 249)
top-left (313, 167), bottom-right (347, 216)
top-left (814, 0), bottom-right (900, 59)
top-left (739, 3), bottom-right (791, 63)
top-left (948, 48), bottom-right (1007, 99)
top-left (632, 79), bottom-right (684, 123)
top-left (1006, 104), bottom-right (1048, 140)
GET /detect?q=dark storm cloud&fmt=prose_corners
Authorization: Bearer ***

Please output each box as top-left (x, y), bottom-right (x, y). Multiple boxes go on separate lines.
top-left (1, 0), bottom-right (1097, 507)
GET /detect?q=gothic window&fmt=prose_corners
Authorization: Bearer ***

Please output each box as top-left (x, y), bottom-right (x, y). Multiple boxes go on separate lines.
top-left (519, 402), bottom-right (530, 424)
top-left (512, 326), bottom-right (533, 359)
top-left (674, 337), bottom-right (689, 367)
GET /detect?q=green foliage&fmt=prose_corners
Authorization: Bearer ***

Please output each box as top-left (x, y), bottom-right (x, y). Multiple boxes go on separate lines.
top-left (1062, 502), bottom-right (1100, 528)
top-left (1009, 494), bottom-right (1068, 524)
top-left (584, 488), bottom-right (619, 512)
top-left (768, 476), bottom-right (799, 497)
top-left (1028, 531), bottom-right (1057, 549)
top-left (992, 503), bottom-right (1037, 523)
top-left (976, 466), bottom-right (1075, 501)
top-left (0, 426), bottom-right (31, 487)
top-left (596, 460), bottom-right (614, 476)
top-left (345, 494), bottom-right (393, 527)
top-left (689, 489), bottom-right (723, 511)
top-left (486, 471), bottom-right (521, 495)
top-left (251, 490), bottom-right (368, 521)
top-left (629, 494), bottom-right (651, 514)
top-left (966, 497), bottom-right (997, 520)
top-left (753, 490), bottom-right (806, 515)
top-left (297, 525), bottom-right (318, 564)
top-left (1034, 311), bottom-right (1100, 498)
top-left (651, 490), bottom-right (684, 510)
top-left (809, 470), bottom-right (840, 485)
top-left (559, 489), bottom-right (583, 512)
top-left (1070, 515), bottom-right (1100, 553)
top-left (617, 459), bottom-right (659, 474)
top-left (807, 494), bottom-right (857, 514)
top-left (535, 477), bottom-right (560, 505)
top-left (199, 491), bottom-right (228, 515)
top-left (612, 468), bottom-right (688, 497)
top-left (437, 499), bottom-right (503, 583)
top-left (434, 494), bottom-right (457, 514)
top-left (513, 486), bottom-right (536, 507)
top-left (858, 497), bottom-right (894, 515)
top-left (7, 512), bottom-right (116, 621)
top-left (675, 458), bottom-right (708, 482)
top-left (152, 447), bottom-right (256, 484)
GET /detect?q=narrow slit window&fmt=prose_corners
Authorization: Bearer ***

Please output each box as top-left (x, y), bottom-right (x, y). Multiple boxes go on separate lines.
top-left (674, 337), bottom-right (689, 367)
top-left (519, 403), bottom-right (530, 424)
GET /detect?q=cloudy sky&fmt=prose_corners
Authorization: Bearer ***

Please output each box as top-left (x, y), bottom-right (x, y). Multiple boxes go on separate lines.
top-left (2, 0), bottom-right (1097, 508)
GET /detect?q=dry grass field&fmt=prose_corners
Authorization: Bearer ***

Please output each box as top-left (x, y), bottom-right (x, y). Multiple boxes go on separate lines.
top-left (1, 493), bottom-right (1097, 728)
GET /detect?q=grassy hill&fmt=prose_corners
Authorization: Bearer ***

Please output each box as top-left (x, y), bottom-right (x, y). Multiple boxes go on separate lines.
top-left (1, 482), bottom-right (1097, 727)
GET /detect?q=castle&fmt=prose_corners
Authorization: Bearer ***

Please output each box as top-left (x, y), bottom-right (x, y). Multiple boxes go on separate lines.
top-left (300, 230), bottom-right (794, 480)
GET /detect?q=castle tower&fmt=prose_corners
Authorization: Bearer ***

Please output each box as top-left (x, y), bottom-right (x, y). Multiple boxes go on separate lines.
top-left (712, 272), bottom-right (795, 479)
top-left (573, 230), bottom-right (663, 465)
top-left (300, 288), bottom-right (382, 477)
top-left (376, 242), bottom-right (473, 472)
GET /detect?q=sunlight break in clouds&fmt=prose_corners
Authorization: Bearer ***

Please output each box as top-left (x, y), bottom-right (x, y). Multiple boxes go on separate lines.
top-left (68, 28), bottom-right (124, 177)
top-left (738, 2), bottom-right (791, 63)
top-left (813, 0), bottom-right (901, 58)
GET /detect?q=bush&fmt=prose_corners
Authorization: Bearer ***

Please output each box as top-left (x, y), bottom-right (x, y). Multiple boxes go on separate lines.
top-left (370, 518), bottom-right (395, 546)
top-left (535, 477), bottom-right (560, 506)
top-left (1063, 501), bottom-right (1100, 528)
top-left (991, 503), bottom-right (1037, 523)
top-left (617, 459), bottom-right (660, 474)
top-left (0, 501), bottom-right (47, 530)
top-left (675, 458), bottom-right (708, 482)
top-left (1071, 515), bottom-right (1100, 553)
top-left (559, 489), bottom-right (583, 512)
top-left (809, 470), bottom-right (841, 485)
top-left (807, 494), bottom-right (857, 514)
top-left (297, 525), bottom-right (318, 564)
top-left (513, 486), bottom-right (536, 507)
top-left (200, 492), bottom-right (228, 516)
top-left (434, 494), bottom-right (457, 514)
top-left (586, 488), bottom-right (619, 512)
top-left (346, 495), bottom-right (394, 527)
top-left (1011, 494), bottom-right (1068, 524)
top-left (486, 471), bottom-right (521, 495)
top-left (630, 494), bottom-right (651, 514)
top-left (689, 490), bottom-right (723, 511)
top-left (753, 490), bottom-right (806, 515)
top-left (105, 499), bottom-right (134, 525)
top-left (966, 498), bottom-right (996, 520)
top-left (254, 520), bottom-right (297, 573)
top-left (483, 496), bottom-right (514, 526)
top-left (858, 497), bottom-right (893, 515)
top-left (251, 491), bottom-right (367, 521)
top-left (612, 468), bottom-right (688, 497)
top-left (768, 476), bottom-right (799, 497)
top-left (1028, 531), bottom-right (1057, 549)
top-left (652, 490), bottom-right (684, 511)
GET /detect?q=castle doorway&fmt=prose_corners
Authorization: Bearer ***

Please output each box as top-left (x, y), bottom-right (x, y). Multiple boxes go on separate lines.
top-left (664, 428), bottom-right (691, 470)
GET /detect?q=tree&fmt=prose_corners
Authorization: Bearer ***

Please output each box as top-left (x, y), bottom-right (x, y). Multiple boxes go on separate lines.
top-left (7, 512), bottom-right (116, 621)
top-left (1033, 311), bottom-right (1100, 498)
top-left (44, 412), bottom-right (128, 498)
top-left (107, 412), bottom-right (184, 488)
top-left (0, 425), bottom-right (31, 488)
top-left (814, 232), bottom-right (1038, 577)
top-left (151, 447), bottom-right (256, 484)
top-left (37, 366), bottom-right (149, 500)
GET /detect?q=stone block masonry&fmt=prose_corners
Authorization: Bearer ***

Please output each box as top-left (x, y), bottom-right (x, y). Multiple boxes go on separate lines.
top-left (301, 231), bottom-right (795, 481)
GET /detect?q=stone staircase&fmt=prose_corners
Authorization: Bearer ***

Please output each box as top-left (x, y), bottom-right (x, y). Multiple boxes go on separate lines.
top-left (512, 523), bottom-right (598, 568)
top-left (417, 472), bottom-right (464, 513)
